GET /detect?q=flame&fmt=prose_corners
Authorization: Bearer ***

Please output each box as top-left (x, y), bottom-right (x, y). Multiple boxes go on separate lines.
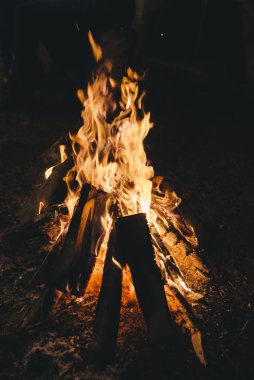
top-left (45, 166), bottom-right (54, 180)
top-left (71, 62), bottom-right (153, 218)
top-left (45, 145), bottom-right (67, 179)
top-left (45, 32), bottom-right (207, 364)
top-left (112, 256), bottom-right (123, 271)
top-left (59, 144), bottom-right (67, 163)
top-left (57, 33), bottom-right (205, 298)
top-left (38, 201), bottom-right (44, 215)
top-left (88, 30), bottom-right (102, 62)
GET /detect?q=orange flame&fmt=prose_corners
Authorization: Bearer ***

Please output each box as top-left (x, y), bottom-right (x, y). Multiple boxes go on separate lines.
top-left (45, 144), bottom-right (67, 179)
top-left (88, 30), bottom-right (102, 62)
top-left (47, 32), bottom-right (207, 364)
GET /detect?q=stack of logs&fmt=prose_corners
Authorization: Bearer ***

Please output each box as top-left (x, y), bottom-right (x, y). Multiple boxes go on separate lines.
top-left (7, 148), bottom-right (209, 363)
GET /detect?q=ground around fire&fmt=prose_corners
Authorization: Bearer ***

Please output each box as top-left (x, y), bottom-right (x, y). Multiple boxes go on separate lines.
top-left (0, 57), bottom-right (254, 380)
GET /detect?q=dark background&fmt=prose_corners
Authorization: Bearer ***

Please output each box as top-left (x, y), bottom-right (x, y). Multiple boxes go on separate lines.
top-left (0, 0), bottom-right (253, 379)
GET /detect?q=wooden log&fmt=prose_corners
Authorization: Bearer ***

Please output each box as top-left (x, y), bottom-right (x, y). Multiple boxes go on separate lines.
top-left (32, 184), bottom-right (91, 288)
top-left (152, 175), bottom-right (215, 248)
top-left (31, 187), bottom-right (111, 297)
top-left (17, 156), bottom-right (74, 226)
top-left (116, 213), bottom-right (177, 342)
top-left (41, 133), bottom-right (73, 168)
top-left (1, 157), bottom-right (75, 253)
top-left (78, 190), bottom-right (110, 292)
top-left (90, 225), bottom-right (123, 363)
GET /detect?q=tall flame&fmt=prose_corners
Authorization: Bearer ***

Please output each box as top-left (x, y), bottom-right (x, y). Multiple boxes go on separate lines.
top-left (46, 32), bottom-right (207, 364)
top-left (71, 63), bottom-right (154, 218)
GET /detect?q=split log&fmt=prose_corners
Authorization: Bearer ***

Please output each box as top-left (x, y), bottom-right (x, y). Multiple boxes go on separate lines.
top-left (32, 183), bottom-right (91, 288)
top-left (151, 176), bottom-right (209, 291)
top-left (90, 225), bottom-right (124, 363)
top-left (32, 186), bottom-right (110, 297)
top-left (116, 213), bottom-right (177, 342)
top-left (78, 190), bottom-right (110, 292)
top-left (64, 189), bottom-right (109, 294)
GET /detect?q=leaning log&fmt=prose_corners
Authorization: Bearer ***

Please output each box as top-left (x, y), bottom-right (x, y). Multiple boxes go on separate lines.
top-left (17, 156), bottom-right (74, 226)
top-left (78, 190), bottom-right (110, 292)
top-left (32, 183), bottom-right (91, 288)
top-left (90, 225), bottom-right (123, 363)
top-left (152, 175), bottom-right (215, 248)
top-left (116, 213), bottom-right (177, 342)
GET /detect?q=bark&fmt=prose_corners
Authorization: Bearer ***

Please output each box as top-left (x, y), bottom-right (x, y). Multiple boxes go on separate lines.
top-left (78, 190), bottom-right (109, 292)
top-left (116, 213), bottom-right (177, 342)
top-left (32, 184), bottom-right (91, 288)
top-left (91, 225), bottom-right (123, 363)
top-left (17, 156), bottom-right (74, 226)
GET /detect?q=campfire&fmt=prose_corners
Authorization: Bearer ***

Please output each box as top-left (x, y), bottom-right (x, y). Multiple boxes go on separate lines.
top-left (16, 32), bottom-right (208, 366)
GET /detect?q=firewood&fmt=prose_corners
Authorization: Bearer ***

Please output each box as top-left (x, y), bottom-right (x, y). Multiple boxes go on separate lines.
top-left (90, 225), bottom-right (124, 363)
top-left (41, 133), bottom-right (73, 168)
top-left (31, 186), bottom-right (111, 297)
top-left (32, 184), bottom-right (91, 288)
top-left (17, 156), bottom-right (74, 226)
top-left (78, 190), bottom-right (110, 292)
top-left (116, 213), bottom-right (177, 342)
top-left (152, 175), bottom-right (214, 248)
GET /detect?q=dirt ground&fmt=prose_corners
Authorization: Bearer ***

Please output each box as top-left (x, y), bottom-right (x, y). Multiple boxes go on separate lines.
top-left (0, 57), bottom-right (254, 380)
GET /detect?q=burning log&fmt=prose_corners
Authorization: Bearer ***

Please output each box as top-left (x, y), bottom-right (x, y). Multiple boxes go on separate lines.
top-left (151, 176), bottom-right (209, 292)
top-left (32, 186), bottom-right (111, 296)
top-left (78, 190), bottom-right (110, 292)
top-left (17, 156), bottom-right (74, 226)
top-left (32, 183), bottom-right (91, 289)
top-left (152, 176), bottom-right (212, 249)
top-left (91, 225), bottom-right (123, 362)
top-left (8, 33), bottom-right (208, 366)
top-left (116, 213), bottom-right (177, 342)
top-left (0, 156), bottom-right (74, 253)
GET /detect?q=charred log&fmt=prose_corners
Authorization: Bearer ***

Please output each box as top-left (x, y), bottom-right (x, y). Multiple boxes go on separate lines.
top-left (31, 186), bottom-right (111, 297)
top-left (78, 190), bottom-right (109, 292)
top-left (17, 156), bottom-right (74, 226)
top-left (32, 184), bottom-right (91, 288)
top-left (116, 213), bottom-right (177, 342)
top-left (90, 225), bottom-right (123, 363)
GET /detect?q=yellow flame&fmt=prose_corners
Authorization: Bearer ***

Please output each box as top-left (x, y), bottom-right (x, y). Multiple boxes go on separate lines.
top-left (46, 32), bottom-right (207, 366)
top-left (177, 276), bottom-right (192, 293)
top-left (72, 58), bottom-right (154, 218)
top-left (88, 30), bottom-right (102, 62)
top-left (59, 144), bottom-right (67, 163)
top-left (45, 166), bottom-right (55, 180)
top-left (45, 145), bottom-right (67, 179)
top-left (112, 256), bottom-right (123, 271)
top-left (38, 201), bottom-right (44, 215)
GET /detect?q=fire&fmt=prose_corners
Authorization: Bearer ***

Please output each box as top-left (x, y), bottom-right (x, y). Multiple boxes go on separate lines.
top-left (71, 64), bottom-right (153, 218)
top-left (50, 31), bottom-right (202, 301)
top-left (88, 30), bottom-right (102, 62)
top-left (41, 32), bottom-right (207, 364)
top-left (38, 201), bottom-right (44, 215)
